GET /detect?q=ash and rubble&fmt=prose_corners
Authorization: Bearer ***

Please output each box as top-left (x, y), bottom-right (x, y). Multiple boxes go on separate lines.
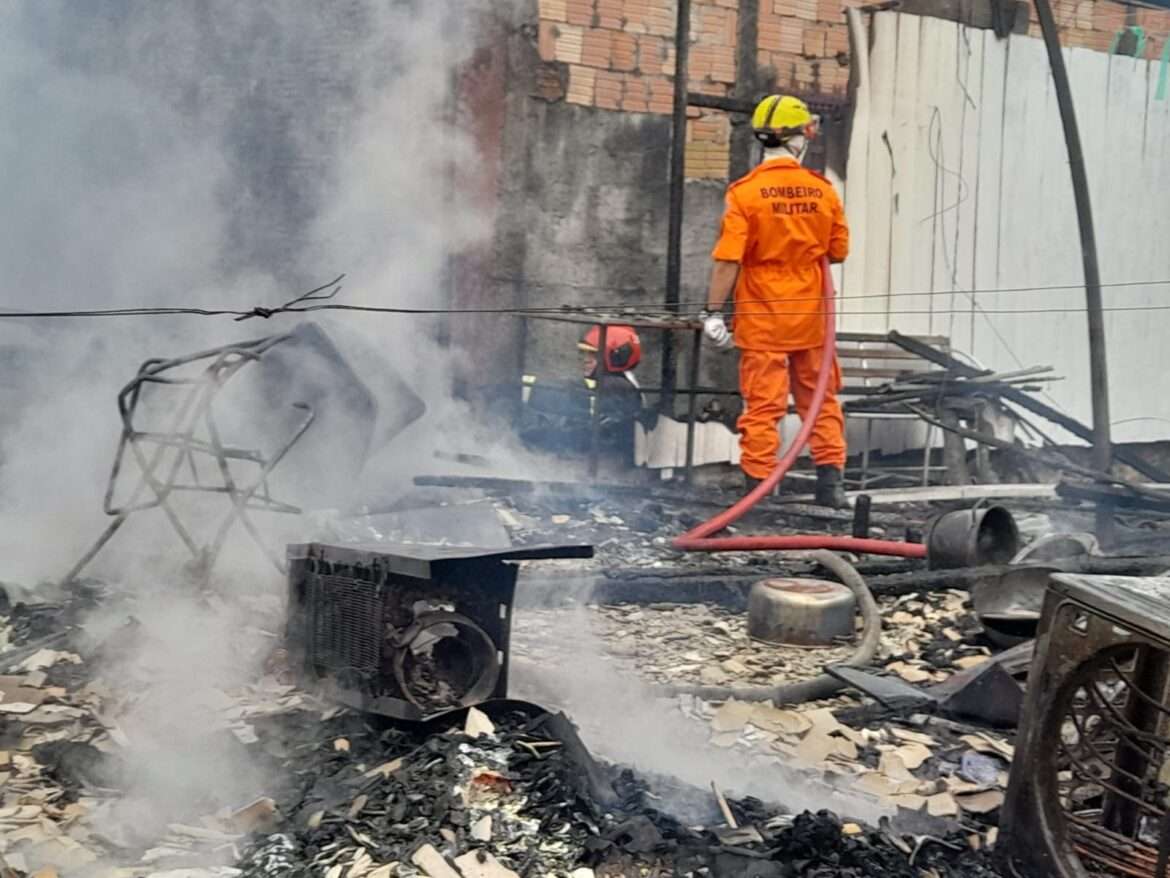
top-left (3, 475), bottom-right (1170, 877)
top-left (0, 580), bottom-right (1000, 878)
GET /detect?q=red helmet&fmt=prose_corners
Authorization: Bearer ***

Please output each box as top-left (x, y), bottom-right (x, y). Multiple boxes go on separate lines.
top-left (579, 324), bottom-right (642, 373)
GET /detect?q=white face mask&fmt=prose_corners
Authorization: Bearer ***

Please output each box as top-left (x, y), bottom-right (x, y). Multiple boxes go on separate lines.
top-left (762, 135), bottom-right (808, 164)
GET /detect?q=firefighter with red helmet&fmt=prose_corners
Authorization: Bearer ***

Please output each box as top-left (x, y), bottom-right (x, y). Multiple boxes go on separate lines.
top-left (517, 324), bottom-right (647, 457)
top-left (577, 324), bottom-right (645, 424)
top-left (578, 324), bottom-right (641, 377)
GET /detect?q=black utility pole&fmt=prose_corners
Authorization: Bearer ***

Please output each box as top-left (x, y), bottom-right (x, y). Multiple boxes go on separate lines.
top-left (1033, 0), bottom-right (1114, 542)
top-left (662, 0), bottom-right (692, 412)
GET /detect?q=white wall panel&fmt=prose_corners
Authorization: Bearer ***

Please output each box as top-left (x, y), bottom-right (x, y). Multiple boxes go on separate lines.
top-left (845, 12), bottom-right (1170, 444)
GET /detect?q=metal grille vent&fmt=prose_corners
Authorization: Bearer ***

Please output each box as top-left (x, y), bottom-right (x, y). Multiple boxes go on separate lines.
top-left (1006, 575), bottom-right (1170, 878)
top-left (310, 574), bottom-right (386, 684)
top-left (1047, 640), bottom-right (1170, 877)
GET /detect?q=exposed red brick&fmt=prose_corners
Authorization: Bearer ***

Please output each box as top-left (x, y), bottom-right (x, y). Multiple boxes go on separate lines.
top-left (697, 6), bottom-right (738, 46)
top-left (621, 76), bottom-right (650, 111)
top-left (818, 62), bottom-right (850, 94)
top-left (539, 20), bottom-right (558, 61)
top-left (594, 69), bottom-right (625, 109)
top-left (581, 27), bottom-right (614, 68)
top-left (684, 137), bottom-right (730, 179)
top-left (825, 25), bottom-right (849, 58)
top-left (802, 25), bottom-right (827, 58)
top-left (792, 58), bottom-right (817, 89)
top-left (691, 115), bottom-right (728, 140)
top-left (623, 0), bottom-right (650, 33)
top-left (597, 0), bottom-right (623, 28)
top-left (817, 0), bottom-right (847, 24)
top-left (1050, 0), bottom-right (1077, 28)
top-left (613, 31), bottom-right (638, 71)
top-left (692, 80), bottom-right (730, 96)
top-left (767, 53), bottom-right (799, 90)
top-left (647, 75), bottom-right (674, 113)
top-left (566, 64), bottom-right (596, 104)
top-left (777, 17), bottom-right (804, 54)
top-left (566, 0), bottom-right (594, 26)
top-left (539, 0), bottom-right (569, 22)
top-left (533, 62), bottom-right (568, 101)
top-left (709, 44), bottom-right (737, 83)
top-left (779, 0), bottom-right (820, 23)
top-left (1138, 6), bottom-right (1170, 32)
top-left (636, 34), bottom-right (671, 73)
top-left (759, 16), bottom-right (785, 51)
top-left (553, 24), bottom-right (585, 64)
top-left (1092, 1), bottom-right (1127, 32)
top-left (646, 1), bottom-right (675, 37)
top-left (690, 44), bottom-right (717, 78)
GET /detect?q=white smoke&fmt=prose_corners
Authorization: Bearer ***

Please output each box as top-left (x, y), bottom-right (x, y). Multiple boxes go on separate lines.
top-left (0, 0), bottom-right (511, 865)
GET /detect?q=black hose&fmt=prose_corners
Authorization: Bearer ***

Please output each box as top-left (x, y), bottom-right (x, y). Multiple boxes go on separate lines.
top-left (662, 551), bottom-right (881, 703)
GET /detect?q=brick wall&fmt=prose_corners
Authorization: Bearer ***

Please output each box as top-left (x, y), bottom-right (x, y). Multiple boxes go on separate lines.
top-left (538, 0), bottom-right (744, 179)
top-left (535, 0), bottom-right (1170, 182)
top-left (1029, 0), bottom-right (1170, 58)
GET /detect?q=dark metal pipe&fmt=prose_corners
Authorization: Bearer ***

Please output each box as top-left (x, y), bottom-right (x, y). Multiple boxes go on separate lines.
top-left (662, 0), bottom-right (691, 413)
top-left (852, 494), bottom-right (872, 539)
top-left (684, 328), bottom-right (702, 482)
top-left (1032, 0), bottom-right (1114, 544)
top-left (589, 323), bottom-right (608, 478)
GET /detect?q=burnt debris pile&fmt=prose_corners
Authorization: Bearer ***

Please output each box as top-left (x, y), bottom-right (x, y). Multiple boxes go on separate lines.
top-left (238, 704), bottom-right (999, 878)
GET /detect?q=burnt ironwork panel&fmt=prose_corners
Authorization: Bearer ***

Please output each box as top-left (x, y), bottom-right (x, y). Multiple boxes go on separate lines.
top-left (1003, 574), bottom-right (1170, 878)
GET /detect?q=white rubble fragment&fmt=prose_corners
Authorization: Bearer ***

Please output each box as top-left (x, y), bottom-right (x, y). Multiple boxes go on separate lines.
top-left (412, 844), bottom-right (462, 878)
top-left (231, 725), bottom-right (258, 745)
top-left (364, 758), bottom-right (404, 780)
top-left (464, 707), bottom-right (495, 739)
top-left (18, 650), bottom-right (65, 673)
top-left (954, 789), bottom-right (1005, 814)
top-left (710, 700), bottom-right (754, 733)
top-left (893, 742), bottom-right (932, 770)
top-left (470, 815), bottom-right (492, 842)
top-left (926, 792), bottom-right (959, 817)
top-left (231, 797), bottom-right (276, 833)
top-left (453, 851), bottom-right (520, 878)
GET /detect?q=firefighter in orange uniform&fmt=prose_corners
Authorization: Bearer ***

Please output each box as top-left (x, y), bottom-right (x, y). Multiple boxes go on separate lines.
top-left (701, 95), bottom-right (850, 507)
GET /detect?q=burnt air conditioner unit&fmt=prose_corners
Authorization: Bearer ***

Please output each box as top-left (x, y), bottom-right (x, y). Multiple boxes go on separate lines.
top-left (1002, 572), bottom-right (1170, 878)
top-left (284, 541), bottom-right (593, 721)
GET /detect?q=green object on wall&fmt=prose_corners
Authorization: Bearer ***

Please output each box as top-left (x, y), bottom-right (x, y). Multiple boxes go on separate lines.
top-left (1109, 25), bottom-right (1147, 58)
top-left (1159, 37), bottom-right (1170, 100)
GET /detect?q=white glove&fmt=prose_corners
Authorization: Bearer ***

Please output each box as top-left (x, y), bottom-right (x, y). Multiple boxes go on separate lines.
top-left (701, 311), bottom-right (732, 349)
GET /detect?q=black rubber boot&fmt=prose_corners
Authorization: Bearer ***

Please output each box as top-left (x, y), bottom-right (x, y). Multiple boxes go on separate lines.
top-left (814, 465), bottom-right (847, 508)
top-left (744, 475), bottom-right (764, 494)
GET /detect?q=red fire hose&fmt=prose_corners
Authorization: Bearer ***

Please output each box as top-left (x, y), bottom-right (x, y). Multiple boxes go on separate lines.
top-left (672, 259), bottom-right (927, 559)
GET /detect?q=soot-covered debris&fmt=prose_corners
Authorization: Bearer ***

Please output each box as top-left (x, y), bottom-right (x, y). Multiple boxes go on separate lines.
top-left (237, 704), bottom-right (1002, 878)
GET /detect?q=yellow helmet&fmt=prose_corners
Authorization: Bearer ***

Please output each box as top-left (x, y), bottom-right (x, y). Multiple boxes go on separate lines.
top-left (751, 95), bottom-right (817, 145)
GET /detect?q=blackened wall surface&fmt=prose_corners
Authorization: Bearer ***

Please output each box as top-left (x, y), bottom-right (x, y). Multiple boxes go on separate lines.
top-left (478, 21), bottom-right (737, 410)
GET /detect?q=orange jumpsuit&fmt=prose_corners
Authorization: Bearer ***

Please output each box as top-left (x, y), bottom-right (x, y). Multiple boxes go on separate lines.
top-left (711, 156), bottom-right (850, 480)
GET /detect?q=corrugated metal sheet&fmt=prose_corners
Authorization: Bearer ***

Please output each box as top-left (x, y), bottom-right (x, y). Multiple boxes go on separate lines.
top-left (843, 12), bottom-right (1170, 444)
